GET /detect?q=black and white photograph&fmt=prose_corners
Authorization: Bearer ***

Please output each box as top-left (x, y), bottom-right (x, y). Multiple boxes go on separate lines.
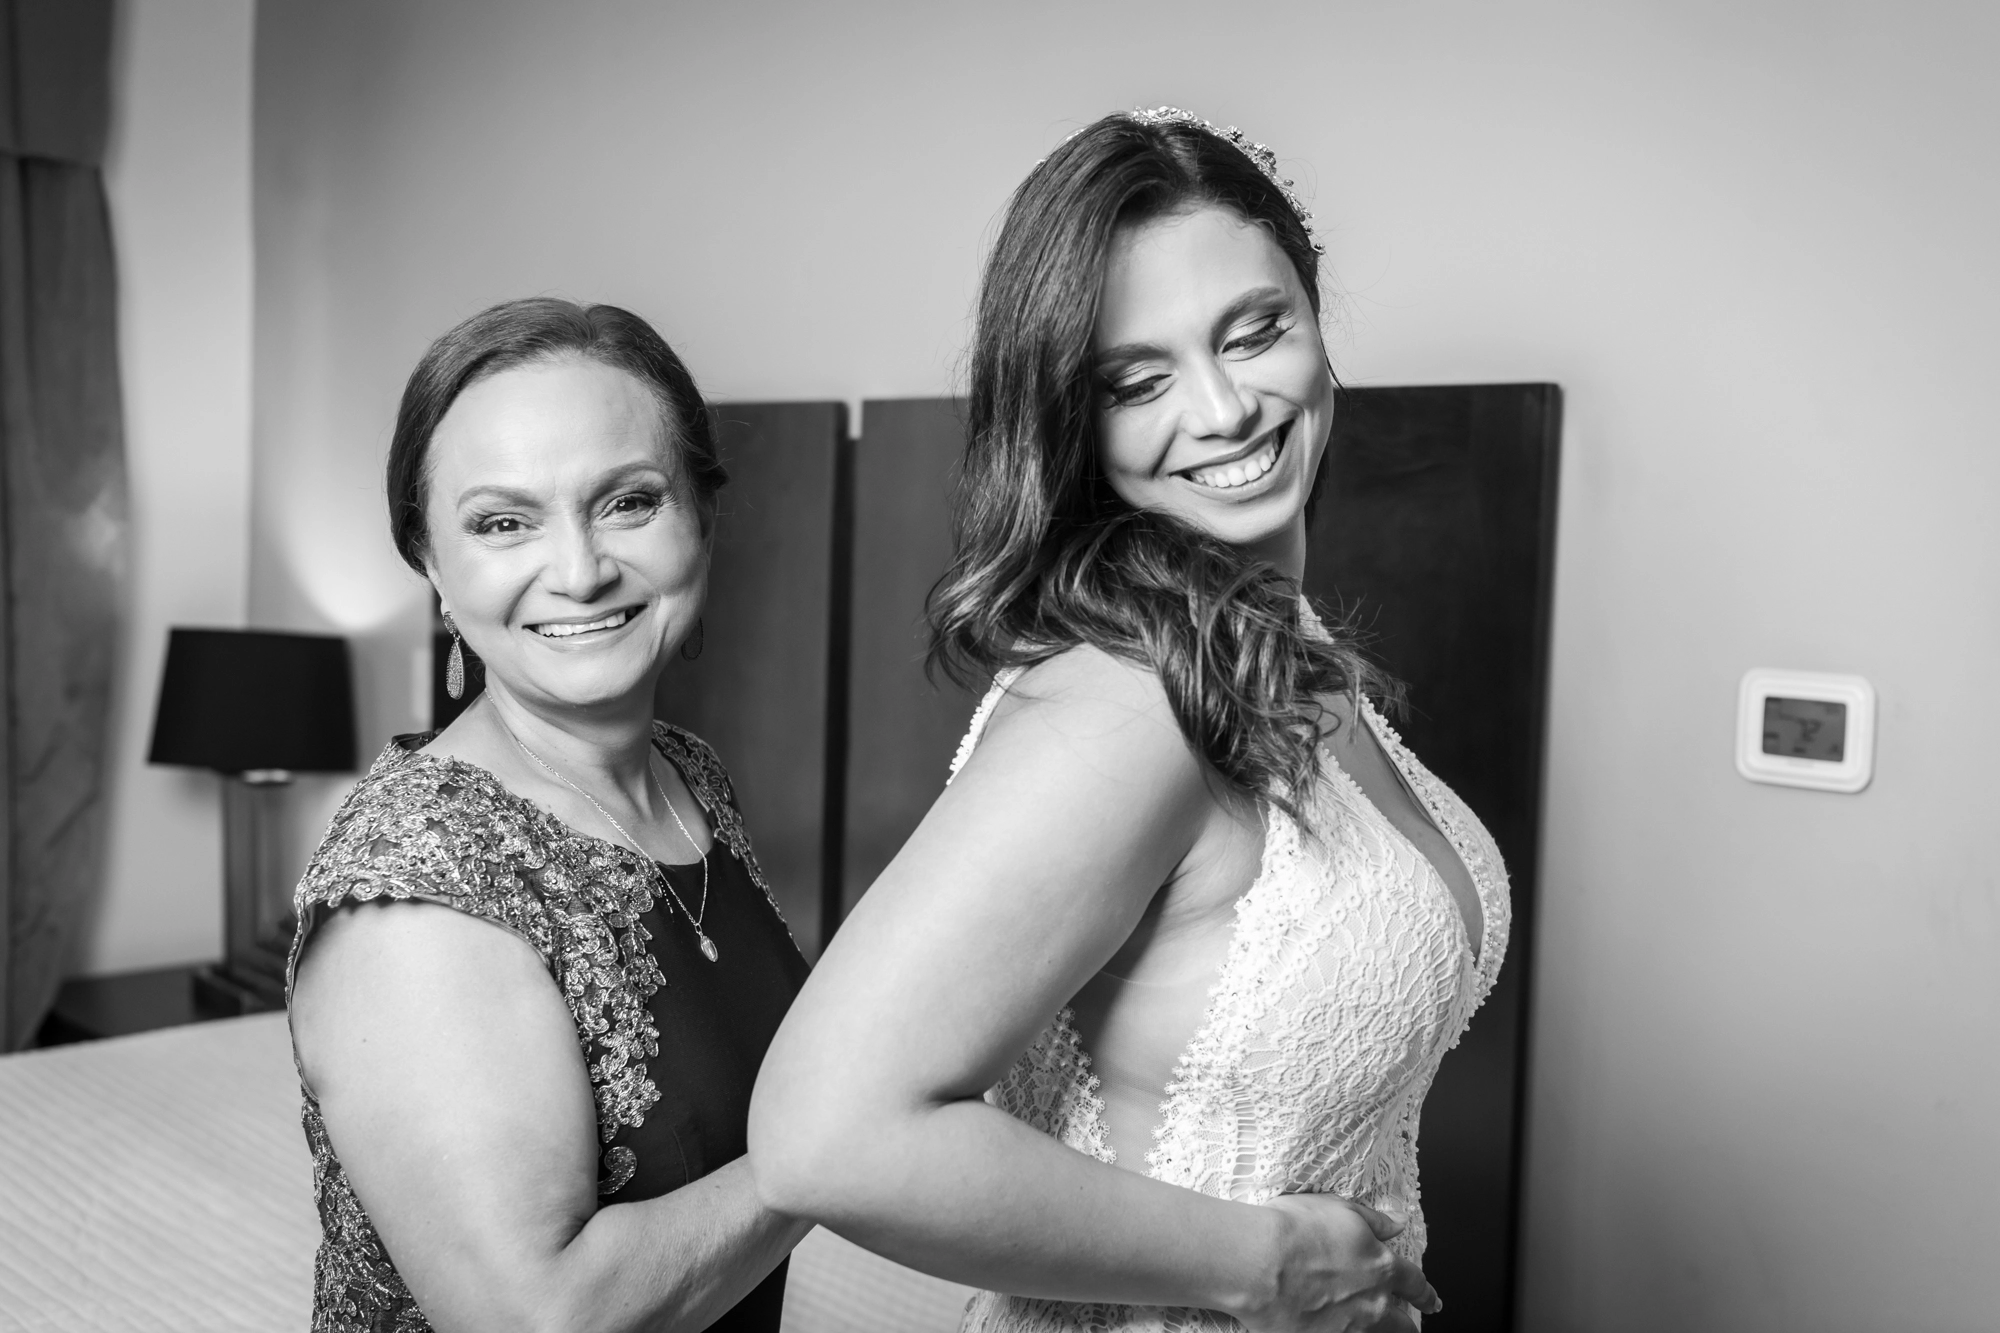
top-left (0, 2), bottom-right (1992, 1331)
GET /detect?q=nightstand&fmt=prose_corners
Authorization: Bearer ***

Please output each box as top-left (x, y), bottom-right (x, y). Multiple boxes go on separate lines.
top-left (33, 964), bottom-right (260, 1046)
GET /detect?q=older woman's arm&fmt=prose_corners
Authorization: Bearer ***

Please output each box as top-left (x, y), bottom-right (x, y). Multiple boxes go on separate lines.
top-left (291, 901), bottom-right (808, 1333)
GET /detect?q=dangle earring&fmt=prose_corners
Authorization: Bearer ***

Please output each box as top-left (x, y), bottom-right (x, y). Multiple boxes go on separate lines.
top-left (443, 610), bottom-right (466, 699)
top-left (680, 618), bottom-right (704, 661)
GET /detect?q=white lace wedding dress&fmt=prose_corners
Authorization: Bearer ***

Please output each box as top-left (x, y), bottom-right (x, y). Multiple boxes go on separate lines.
top-left (951, 627), bottom-right (1511, 1333)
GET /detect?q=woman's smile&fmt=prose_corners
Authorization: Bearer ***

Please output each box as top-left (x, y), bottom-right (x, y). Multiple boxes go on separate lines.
top-left (1175, 419), bottom-right (1291, 494)
top-left (526, 603), bottom-right (647, 641)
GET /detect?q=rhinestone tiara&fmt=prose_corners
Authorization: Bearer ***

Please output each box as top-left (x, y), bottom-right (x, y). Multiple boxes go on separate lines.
top-left (1126, 106), bottom-right (1323, 254)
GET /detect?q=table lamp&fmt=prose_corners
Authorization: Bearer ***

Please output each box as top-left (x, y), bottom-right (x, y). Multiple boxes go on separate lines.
top-left (147, 628), bottom-right (356, 1013)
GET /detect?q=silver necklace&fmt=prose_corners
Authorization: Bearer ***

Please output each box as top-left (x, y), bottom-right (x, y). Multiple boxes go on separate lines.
top-left (502, 724), bottom-right (718, 962)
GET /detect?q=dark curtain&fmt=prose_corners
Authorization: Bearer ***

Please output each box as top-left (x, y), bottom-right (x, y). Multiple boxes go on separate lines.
top-left (0, 0), bottom-right (125, 1051)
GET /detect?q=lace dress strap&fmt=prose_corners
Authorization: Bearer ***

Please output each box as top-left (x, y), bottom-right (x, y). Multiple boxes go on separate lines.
top-left (949, 666), bottom-right (1026, 784)
top-left (1302, 593), bottom-right (1512, 995)
top-left (1355, 698), bottom-right (1511, 999)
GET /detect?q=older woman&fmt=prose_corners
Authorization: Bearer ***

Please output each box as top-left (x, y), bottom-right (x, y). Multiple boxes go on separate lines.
top-left (288, 299), bottom-right (809, 1332)
top-left (751, 111), bottom-right (1507, 1332)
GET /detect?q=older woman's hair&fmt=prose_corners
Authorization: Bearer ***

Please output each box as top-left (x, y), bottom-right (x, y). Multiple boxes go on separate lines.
top-left (928, 113), bottom-right (1395, 826)
top-left (385, 297), bottom-right (724, 573)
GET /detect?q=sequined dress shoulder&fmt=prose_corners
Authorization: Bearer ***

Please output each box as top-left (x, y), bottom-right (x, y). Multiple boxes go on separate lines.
top-left (285, 723), bottom-right (795, 1333)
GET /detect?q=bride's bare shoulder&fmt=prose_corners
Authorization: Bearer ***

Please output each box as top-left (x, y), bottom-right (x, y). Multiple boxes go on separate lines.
top-left (972, 643), bottom-right (1198, 785)
top-left (995, 642), bottom-right (1176, 717)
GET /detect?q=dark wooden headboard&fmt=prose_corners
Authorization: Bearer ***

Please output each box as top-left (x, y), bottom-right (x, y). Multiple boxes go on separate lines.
top-left (1305, 383), bottom-right (1562, 1333)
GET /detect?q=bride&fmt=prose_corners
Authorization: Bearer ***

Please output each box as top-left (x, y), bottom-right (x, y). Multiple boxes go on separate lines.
top-left (749, 109), bottom-right (1509, 1333)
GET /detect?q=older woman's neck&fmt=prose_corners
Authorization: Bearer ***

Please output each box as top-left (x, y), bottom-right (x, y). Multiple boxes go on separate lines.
top-left (478, 685), bottom-right (662, 791)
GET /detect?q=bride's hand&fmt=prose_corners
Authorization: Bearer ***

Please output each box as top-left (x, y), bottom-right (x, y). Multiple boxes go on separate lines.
top-left (1238, 1196), bottom-right (1441, 1333)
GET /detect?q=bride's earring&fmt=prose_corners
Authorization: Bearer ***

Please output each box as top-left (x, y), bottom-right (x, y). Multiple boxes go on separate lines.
top-left (443, 610), bottom-right (466, 699)
top-left (680, 617), bottom-right (704, 662)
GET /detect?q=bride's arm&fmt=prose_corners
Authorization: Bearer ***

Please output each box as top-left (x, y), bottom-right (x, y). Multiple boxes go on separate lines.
top-left (749, 646), bottom-right (1437, 1332)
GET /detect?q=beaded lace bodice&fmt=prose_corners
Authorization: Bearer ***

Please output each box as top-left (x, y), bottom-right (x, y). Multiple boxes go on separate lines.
top-left (953, 627), bottom-right (1510, 1333)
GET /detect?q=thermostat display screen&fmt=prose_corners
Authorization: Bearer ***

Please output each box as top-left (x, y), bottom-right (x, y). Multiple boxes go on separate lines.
top-left (1762, 696), bottom-right (1847, 762)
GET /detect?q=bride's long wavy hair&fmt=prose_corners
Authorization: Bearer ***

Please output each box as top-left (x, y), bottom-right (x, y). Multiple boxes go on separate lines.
top-left (928, 112), bottom-right (1396, 824)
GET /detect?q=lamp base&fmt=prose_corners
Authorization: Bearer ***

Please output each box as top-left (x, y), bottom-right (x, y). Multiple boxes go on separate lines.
top-left (191, 961), bottom-right (286, 1016)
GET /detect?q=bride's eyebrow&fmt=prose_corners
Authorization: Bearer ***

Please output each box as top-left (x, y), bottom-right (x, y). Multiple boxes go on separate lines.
top-left (1095, 285), bottom-right (1294, 369)
top-left (1208, 286), bottom-right (1290, 339)
top-left (1093, 340), bottom-right (1166, 373)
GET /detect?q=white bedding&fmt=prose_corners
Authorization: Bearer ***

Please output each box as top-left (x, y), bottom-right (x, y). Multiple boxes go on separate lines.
top-left (0, 1014), bottom-right (317, 1331)
top-left (0, 1013), bottom-right (972, 1332)
top-left (784, 1228), bottom-right (975, 1333)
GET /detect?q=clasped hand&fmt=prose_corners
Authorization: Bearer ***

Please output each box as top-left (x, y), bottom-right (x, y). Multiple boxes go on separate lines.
top-left (1240, 1195), bottom-right (1441, 1333)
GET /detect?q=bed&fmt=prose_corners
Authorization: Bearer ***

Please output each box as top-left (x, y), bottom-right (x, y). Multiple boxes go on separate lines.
top-left (0, 1014), bottom-right (973, 1332)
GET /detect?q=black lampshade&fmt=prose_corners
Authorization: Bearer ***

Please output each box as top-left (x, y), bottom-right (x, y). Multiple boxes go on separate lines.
top-left (148, 628), bottom-right (357, 774)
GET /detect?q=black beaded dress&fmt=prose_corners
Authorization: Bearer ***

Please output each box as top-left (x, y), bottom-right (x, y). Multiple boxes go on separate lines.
top-left (286, 723), bottom-right (808, 1333)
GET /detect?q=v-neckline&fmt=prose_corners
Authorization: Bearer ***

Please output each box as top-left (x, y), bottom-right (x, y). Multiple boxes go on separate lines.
top-left (1338, 701), bottom-right (1485, 967)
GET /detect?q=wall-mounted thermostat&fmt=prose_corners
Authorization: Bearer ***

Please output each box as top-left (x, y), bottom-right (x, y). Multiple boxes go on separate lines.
top-left (1736, 668), bottom-right (1875, 793)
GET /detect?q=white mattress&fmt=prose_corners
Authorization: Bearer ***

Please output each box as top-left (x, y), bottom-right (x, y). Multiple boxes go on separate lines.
top-left (783, 1228), bottom-right (974, 1333)
top-left (0, 1013), bottom-right (973, 1332)
top-left (0, 1014), bottom-right (317, 1331)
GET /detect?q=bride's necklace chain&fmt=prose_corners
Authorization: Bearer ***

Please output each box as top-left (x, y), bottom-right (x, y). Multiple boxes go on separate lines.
top-left (500, 721), bottom-right (719, 963)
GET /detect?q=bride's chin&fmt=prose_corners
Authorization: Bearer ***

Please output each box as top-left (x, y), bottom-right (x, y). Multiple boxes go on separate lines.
top-left (1222, 500), bottom-right (1310, 552)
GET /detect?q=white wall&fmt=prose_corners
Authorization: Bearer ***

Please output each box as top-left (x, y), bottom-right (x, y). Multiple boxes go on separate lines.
top-left (248, 2), bottom-right (2000, 1327)
top-left (86, 0), bottom-right (256, 974)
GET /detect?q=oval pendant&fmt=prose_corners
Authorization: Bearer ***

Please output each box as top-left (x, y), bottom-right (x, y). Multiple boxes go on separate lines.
top-left (698, 935), bottom-right (720, 963)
